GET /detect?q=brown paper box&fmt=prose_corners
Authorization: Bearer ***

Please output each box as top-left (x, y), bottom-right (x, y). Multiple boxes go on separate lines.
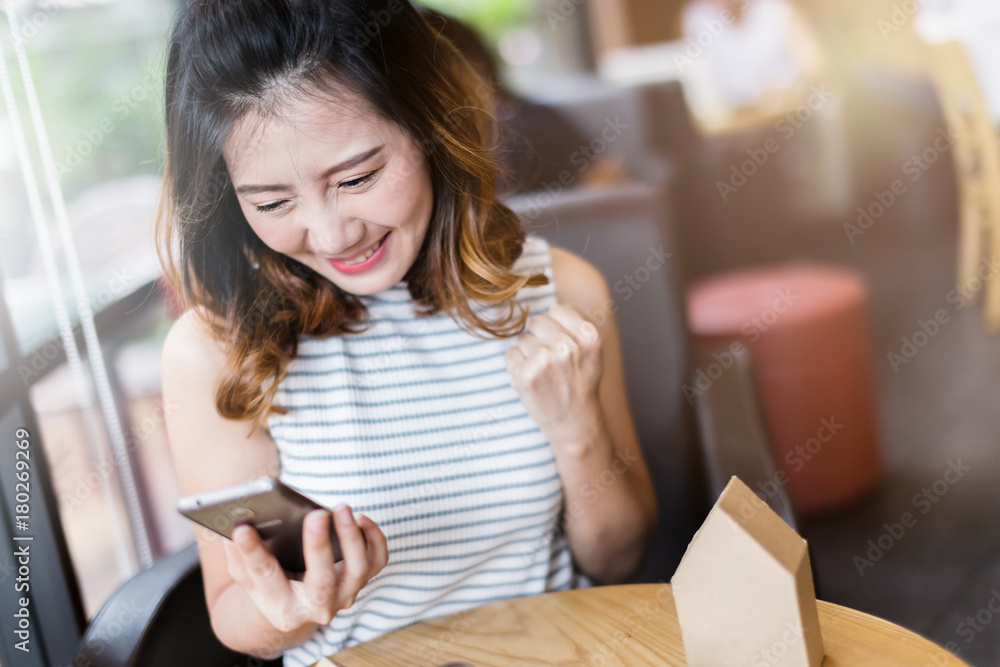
top-left (672, 476), bottom-right (825, 666)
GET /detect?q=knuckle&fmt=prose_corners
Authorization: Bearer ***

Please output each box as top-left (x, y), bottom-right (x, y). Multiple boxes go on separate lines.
top-left (535, 346), bottom-right (552, 364)
top-left (271, 613), bottom-right (295, 634)
top-left (309, 577), bottom-right (335, 604)
top-left (579, 321), bottom-right (600, 344)
top-left (559, 336), bottom-right (578, 355)
top-left (251, 559), bottom-right (281, 580)
top-left (346, 557), bottom-right (368, 581)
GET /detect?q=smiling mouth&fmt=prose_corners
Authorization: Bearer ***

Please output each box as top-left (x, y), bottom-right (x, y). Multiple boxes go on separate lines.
top-left (333, 233), bottom-right (389, 266)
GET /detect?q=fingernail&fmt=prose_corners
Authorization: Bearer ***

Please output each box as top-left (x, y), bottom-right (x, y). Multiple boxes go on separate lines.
top-left (335, 504), bottom-right (354, 526)
top-left (355, 512), bottom-right (367, 526)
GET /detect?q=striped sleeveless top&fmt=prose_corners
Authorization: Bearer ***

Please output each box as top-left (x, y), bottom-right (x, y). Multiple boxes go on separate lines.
top-left (266, 235), bottom-right (593, 666)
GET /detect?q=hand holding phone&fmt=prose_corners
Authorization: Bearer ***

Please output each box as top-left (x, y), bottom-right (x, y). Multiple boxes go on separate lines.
top-left (177, 476), bottom-right (342, 572)
top-left (178, 477), bottom-right (389, 633)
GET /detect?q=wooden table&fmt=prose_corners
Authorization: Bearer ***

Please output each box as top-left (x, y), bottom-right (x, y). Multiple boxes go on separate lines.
top-left (312, 584), bottom-right (969, 667)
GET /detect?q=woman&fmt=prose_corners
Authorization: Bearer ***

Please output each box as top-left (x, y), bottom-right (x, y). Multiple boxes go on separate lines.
top-left (157, 1), bottom-right (658, 664)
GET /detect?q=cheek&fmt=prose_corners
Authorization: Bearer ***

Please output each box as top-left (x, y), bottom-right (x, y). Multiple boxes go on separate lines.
top-left (384, 164), bottom-right (433, 228)
top-left (245, 215), bottom-right (296, 253)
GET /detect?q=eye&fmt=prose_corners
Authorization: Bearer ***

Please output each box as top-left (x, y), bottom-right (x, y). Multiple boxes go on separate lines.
top-left (255, 200), bottom-right (288, 213)
top-left (340, 169), bottom-right (380, 190)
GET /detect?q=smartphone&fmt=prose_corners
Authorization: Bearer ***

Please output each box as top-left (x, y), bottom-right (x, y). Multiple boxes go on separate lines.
top-left (177, 476), bottom-right (343, 573)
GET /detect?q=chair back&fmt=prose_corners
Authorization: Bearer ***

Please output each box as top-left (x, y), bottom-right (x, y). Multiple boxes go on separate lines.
top-left (75, 543), bottom-right (280, 667)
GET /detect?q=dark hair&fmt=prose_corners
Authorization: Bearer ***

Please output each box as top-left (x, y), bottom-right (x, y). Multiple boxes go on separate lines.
top-left (156, 0), bottom-right (546, 433)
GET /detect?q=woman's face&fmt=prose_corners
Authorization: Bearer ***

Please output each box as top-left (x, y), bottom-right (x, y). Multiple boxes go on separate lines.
top-left (224, 83), bottom-right (434, 296)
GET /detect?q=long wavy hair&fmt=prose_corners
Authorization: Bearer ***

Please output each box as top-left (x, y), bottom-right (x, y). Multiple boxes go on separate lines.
top-left (156, 0), bottom-right (546, 434)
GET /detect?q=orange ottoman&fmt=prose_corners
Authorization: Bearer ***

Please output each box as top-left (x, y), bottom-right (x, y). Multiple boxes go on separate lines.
top-left (686, 264), bottom-right (883, 517)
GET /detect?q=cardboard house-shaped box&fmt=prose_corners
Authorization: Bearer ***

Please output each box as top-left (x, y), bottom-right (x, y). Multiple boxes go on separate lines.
top-left (672, 477), bottom-right (824, 666)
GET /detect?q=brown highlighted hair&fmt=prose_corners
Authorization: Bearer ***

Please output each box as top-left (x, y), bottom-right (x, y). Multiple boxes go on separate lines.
top-left (156, 0), bottom-right (545, 434)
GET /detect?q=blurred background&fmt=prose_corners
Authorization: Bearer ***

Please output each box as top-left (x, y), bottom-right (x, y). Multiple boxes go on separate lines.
top-left (0, 0), bottom-right (998, 664)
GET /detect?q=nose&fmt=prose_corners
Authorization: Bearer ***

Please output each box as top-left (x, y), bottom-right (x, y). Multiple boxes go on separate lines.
top-left (303, 199), bottom-right (365, 257)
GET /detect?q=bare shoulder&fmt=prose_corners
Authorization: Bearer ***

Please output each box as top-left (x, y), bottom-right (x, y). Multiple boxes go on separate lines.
top-left (161, 305), bottom-right (227, 371)
top-left (161, 306), bottom-right (279, 490)
top-left (548, 246), bottom-right (612, 318)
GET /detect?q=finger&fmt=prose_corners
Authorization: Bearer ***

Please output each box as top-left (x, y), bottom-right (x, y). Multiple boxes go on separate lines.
top-left (505, 344), bottom-right (526, 370)
top-left (233, 523), bottom-right (293, 602)
top-left (356, 512), bottom-right (389, 574)
top-left (546, 305), bottom-right (600, 348)
top-left (301, 510), bottom-right (338, 623)
top-left (529, 315), bottom-right (581, 361)
top-left (515, 332), bottom-right (546, 358)
top-left (222, 536), bottom-right (250, 585)
top-left (332, 504), bottom-right (369, 608)
top-left (505, 346), bottom-right (529, 388)
top-left (527, 313), bottom-right (569, 343)
top-left (508, 339), bottom-right (552, 387)
top-left (222, 539), bottom-right (247, 581)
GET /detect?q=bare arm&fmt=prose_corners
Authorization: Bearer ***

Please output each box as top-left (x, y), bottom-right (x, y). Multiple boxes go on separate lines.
top-left (162, 309), bottom-right (388, 658)
top-left (506, 248), bottom-right (659, 585)
top-left (549, 249), bottom-right (658, 584)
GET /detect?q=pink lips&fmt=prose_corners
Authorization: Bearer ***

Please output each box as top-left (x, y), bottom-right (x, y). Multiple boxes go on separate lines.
top-left (328, 232), bottom-right (390, 274)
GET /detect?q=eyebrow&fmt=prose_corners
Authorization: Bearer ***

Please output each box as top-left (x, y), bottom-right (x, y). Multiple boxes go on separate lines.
top-left (234, 145), bottom-right (385, 196)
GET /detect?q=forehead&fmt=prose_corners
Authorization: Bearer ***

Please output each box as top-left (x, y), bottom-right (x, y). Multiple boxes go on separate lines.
top-left (223, 83), bottom-right (402, 182)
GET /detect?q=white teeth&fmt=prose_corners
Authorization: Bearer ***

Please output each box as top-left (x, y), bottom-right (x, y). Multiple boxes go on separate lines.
top-left (341, 236), bottom-right (384, 265)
